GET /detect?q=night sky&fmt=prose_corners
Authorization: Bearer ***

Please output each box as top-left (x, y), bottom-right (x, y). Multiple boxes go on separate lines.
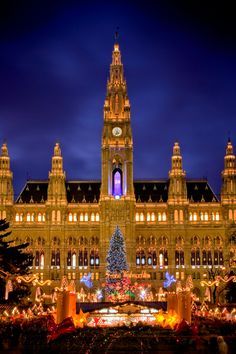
top-left (0, 1), bottom-right (236, 198)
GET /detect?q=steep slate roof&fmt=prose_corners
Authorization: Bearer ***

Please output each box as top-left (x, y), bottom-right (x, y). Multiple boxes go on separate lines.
top-left (15, 179), bottom-right (218, 204)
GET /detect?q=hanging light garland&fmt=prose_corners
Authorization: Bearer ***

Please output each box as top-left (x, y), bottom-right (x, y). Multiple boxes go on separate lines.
top-left (201, 275), bottom-right (236, 287)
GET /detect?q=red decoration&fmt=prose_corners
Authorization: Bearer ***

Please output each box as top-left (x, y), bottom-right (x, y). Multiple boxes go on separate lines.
top-left (47, 316), bottom-right (76, 342)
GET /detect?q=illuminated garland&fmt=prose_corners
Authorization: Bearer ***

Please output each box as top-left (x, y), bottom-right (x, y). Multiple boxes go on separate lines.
top-left (16, 274), bottom-right (51, 286)
top-left (201, 275), bottom-right (236, 288)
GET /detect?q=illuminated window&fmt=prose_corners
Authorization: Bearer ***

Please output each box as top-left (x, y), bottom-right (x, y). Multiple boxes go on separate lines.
top-left (140, 213), bottom-right (144, 222)
top-left (175, 249), bottom-right (184, 267)
top-left (42, 213), bottom-right (45, 222)
top-left (26, 213), bottom-right (31, 222)
top-left (136, 250), bottom-right (141, 266)
top-left (135, 213), bottom-right (140, 222)
top-left (141, 250), bottom-right (146, 265)
top-left (2, 210), bottom-right (6, 219)
top-left (193, 212), bottom-right (197, 221)
top-left (113, 169), bottom-right (122, 197)
top-left (69, 213), bottom-right (73, 222)
top-left (52, 210), bottom-right (56, 222)
top-left (159, 252), bottom-right (164, 268)
top-left (158, 212), bottom-right (162, 221)
top-left (162, 212), bottom-right (167, 221)
top-left (57, 210), bottom-right (61, 222)
top-left (95, 253), bottom-right (100, 266)
top-left (90, 250), bottom-right (95, 266)
top-left (72, 252), bottom-right (76, 268)
top-left (174, 210), bottom-right (178, 222)
top-left (147, 213), bottom-right (151, 222)
top-left (229, 209), bottom-right (233, 220)
top-left (189, 212), bottom-right (193, 221)
top-left (215, 212), bottom-right (220, 221)
top-left (95, 213), bottom-right (99, 221)
top-left (84, 213), bottom-right (88, 221)
top-left (91, 213), bottom-right (95, 221)
top-left (38, 213), bottom-right (42, 222)
top-left (15, 213), bottom-right (20, 222)
top-left (151, 212), bottom-right (155, 221)
top-left (80, 213), bottom-right (84, 222)
top-left (179, 210), bottom-right (183, 222)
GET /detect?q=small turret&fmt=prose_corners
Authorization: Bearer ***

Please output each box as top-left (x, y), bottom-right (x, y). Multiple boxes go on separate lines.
top-left (221, 139), bottom-right (236, 203)
top-left (47, 142), bottom-right (67, 205)
top-left (168, 142), bottom-right (187, 204)
top-left (0, 143), bottom-right (14, 205)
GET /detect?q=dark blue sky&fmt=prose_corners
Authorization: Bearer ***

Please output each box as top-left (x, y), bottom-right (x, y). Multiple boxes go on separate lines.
top-left (0, 1), bottom-right (236, 198)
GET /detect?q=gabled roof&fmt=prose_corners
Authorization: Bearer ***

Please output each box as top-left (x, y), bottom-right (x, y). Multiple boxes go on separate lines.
top-left (15, 179), bottom-right (218, 204)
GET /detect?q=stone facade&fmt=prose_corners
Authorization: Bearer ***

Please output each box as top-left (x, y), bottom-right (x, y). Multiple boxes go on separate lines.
top-left (0, 42), bottom-right (236, 299)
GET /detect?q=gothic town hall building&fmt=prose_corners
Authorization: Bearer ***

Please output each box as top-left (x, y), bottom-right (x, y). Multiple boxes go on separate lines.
top-left (0, 42), bottom-right (236, 299)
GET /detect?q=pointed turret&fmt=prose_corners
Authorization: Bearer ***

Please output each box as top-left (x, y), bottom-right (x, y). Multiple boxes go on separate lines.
top-left (168, 142), bottom-right (187, 203)
top-left (221, 139), bottom-right (236, 203)
top-left (103, 41), bottom-right (131, 121)
top-left (0, 143), bottom-right (14, 205)
top-left (101, 39), bottom-right (134, 199)
top-left (47, 142), bottom-right (67, 205)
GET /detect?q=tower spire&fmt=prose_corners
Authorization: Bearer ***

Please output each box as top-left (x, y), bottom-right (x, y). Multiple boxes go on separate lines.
top-left (0, 142), bottom-right (14, 205)
top-left (168, 142), bottom-right (187, 204)
top-left (47, 142), bottom-right (67, 205)
top-left (221, 140), bottom-right (236, 203)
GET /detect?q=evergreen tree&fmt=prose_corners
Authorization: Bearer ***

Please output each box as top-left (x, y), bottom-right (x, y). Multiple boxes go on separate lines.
top-left (106, 226), bottom-right (128, 274)
top-left (106, 226), bottom-right (130, 301)
top-left (0, 219), bottom-right (34, 303)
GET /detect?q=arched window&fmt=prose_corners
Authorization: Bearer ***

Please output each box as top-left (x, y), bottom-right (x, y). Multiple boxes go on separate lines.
top-left (174, 210), bottom-right (179, 222)
top-left (95, 213), bottom-right (99, 221)
top-left (67, 250), bottom-right (72, 267)
top-left (193, 212), bottom-right (197, 221)
top-left (135, 213), bottom-right (140, 222)
top-left (36, 250), bottom-right (44, 268)
top-left (189, 212), bottom-right (193, 221)
top-left (151, 212), bottom-right (155, 221)
top-left (38, 213), bottom-right (42, 222)
top-left (72, 251), bottom-right (76, 268)
top-left (175, 249), bottom-right (184, 267)
top-left (90, 250), bottom-right (95, 267)
top-left (136, 250), bottom-right (141, 266)
top-left (141, 250), bottom-right (146, 265)
top-left (27, 213), bottom-right (31, 222)
top-left (80, 213), bottom-right (84, 222)
top-left (162, 212), bottom-right (167, 221)
top-left (69, 213), bottom-right (73, 222)
top-left (15, 213), bottom-right (20, 222)
top-left (191, 248), bottom-right (200, 267)
top-left (147, 251), bottom-right (152, 265)
top-left (112, 168), bottom-right (122, 198)
top-left (91, 213), bottom-right (95, 222)
top-left (147, 213), bottom-right (151, 222)
top-left (56, 249), bottom-right (60, 267)
top-left (95, 251), bottom-right (100, 266)
top-left (140, 213), bottom-right (144, 222)
top-left (84, 213), bottom-right (88, 221)
top-left (57, 210), bottom-right (61, 222)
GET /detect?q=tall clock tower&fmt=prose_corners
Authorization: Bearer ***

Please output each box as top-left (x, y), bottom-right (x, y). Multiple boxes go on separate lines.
top-left (100, 40), bottom-right (135, 272)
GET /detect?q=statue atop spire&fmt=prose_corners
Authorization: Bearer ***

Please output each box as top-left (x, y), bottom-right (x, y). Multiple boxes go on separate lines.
top-left (115, 27), bottom-right (119, 43)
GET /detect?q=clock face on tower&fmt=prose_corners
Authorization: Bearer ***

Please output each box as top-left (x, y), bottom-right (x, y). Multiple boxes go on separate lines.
top-left (112, 126), bottom-right (122, 137)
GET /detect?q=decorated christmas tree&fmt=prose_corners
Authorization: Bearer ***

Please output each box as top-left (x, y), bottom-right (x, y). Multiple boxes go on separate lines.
top-left (0, 219), bottom-right (34, 303)
top-left (106, 226), bottom-right (133, 301)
